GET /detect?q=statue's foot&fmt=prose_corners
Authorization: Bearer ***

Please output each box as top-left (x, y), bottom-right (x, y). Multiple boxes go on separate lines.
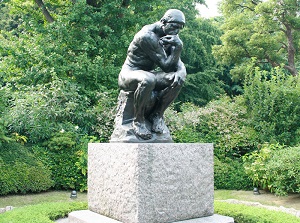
top-left (150, 115), bottom-right (165, 134)
top-left (133, 121), bottom-right (152, 140)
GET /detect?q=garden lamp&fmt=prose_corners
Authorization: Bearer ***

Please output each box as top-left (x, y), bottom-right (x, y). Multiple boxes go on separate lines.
top-left (253, 187), bottom-right (260, 195)
top-left (70, 190), bottom-right (77, 199)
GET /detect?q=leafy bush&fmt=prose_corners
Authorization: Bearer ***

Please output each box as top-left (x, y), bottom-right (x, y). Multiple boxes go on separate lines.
top-left (0, 88), bottom-right (12, 146)
top-left (215, 201), bottom-right (300, 223)
top-left (32, 132), bottom-right (92, 191)
top-left (243, 144), bottom-right (300, 195)
top-left (6, 79), bottom-right (91, 143)
top-left (0, 142), bottom-right (53, 195)
top-left (214, 157), bottom-right (252, 190)
top-left (0, 202), bottom-right (87, 223)
top-left (166, 96), bottom-right (258, 160)
top-left (244, 67), bottom-right (300, 145)
top-left (91, 91), bottom-right (117, 142)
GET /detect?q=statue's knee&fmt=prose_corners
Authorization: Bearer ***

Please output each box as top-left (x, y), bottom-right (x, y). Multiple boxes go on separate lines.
top-left (140, 77), bottom-right (156, 89)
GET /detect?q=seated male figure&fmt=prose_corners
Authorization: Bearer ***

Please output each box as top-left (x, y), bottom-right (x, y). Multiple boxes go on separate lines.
top-left (118, 9), bottom-right (187, 140)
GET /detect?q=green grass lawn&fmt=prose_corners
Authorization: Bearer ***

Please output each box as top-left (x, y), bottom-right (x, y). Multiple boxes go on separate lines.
top-left (215, 190), bottom-right (300, 210)
top-left (0, 190), bottom-right (87, 208)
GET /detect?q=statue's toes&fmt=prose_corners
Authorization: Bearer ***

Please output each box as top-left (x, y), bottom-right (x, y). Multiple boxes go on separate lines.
top-left (140, 131), bottom-right (152, 140)
top-left (134, 126), bottom-right (152, 140)
top-left (152, 126), bottom-right (163, 134)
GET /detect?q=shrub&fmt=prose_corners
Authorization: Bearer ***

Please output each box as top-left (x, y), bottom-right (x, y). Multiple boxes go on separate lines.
top-left (32, 132), bottom-right (85, 191)
top-left (0, 87), bottom-right (12, 146)
top-left (215, 201), bottom-right (300, 223)
top-left (0, 202), bottom-right (87, 223)
top-left (91, 91), bottom-right (117, 143)
top-left (243, 144), bottom-right (300, 195)
top-left (0, 142), bottom-right (53, 195)
top-left (6, 79), bottom-right (91, 143)
top-left (31, 131), bottom-right (99, 191)
top-left (244, 67), bottom-right (300, 146)
top-left (265, 146), bottom-right (300, 195)
top-left (214, 157), bottom-right (252, 190)
top-left (165, 96), bottom-right (258, 160)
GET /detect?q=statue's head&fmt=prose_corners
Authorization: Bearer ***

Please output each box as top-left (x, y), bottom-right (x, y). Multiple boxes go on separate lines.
top-left (160, 9), bottom-right (185, 27)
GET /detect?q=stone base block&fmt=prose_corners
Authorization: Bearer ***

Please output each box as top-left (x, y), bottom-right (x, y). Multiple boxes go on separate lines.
top-left (174, 214), bottom-right (234, 223)
top-left (68, 211), bottom-right (234, 223)
top-left (68, 210), bottom-right (122, 223)
top-left (88, 143), bottom-right (214, 223)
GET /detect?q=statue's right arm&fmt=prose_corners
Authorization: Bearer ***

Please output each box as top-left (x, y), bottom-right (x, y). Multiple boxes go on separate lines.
top-left (139, 32), bottom-right (182, 73)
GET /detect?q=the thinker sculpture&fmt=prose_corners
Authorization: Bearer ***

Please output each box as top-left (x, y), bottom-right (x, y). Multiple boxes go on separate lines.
top-left (110, 9), bottom-right (186, 142)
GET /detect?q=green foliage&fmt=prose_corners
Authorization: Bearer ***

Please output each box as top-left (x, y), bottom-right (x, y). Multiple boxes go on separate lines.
top-left (0, 142), bottom-right (53, 195)
top-left (74, 135), bottom-right (98, 191)
top-left (244, 66), bottom-right (300, 145)
top-left (243, 144), bottom-right (300, 196)
top-left (0, 88), bottom-right (12, 145)
top-left (266, 146), bottom-right (300, 196)
top-left (0, 202), bottom-right (87, 223)
top-left (6, 79), bottom-right (91, 143)
top-left (215, 201), bottom-right (300, 223)
top-left (166, 96), bottom-right (258, 160)
top-left (214, 0), bottom-right (300, 80)
top-left (1, 1), bottom-right (122, 91)
top-left (32, 132), bottom-right (96, 191)
top-left (243, 143), bottom-right (282, 190)
top-left (214, 157), bottom-right (252, 190)
top-left (91, 91), bottom-right (117, 142)
top-left (181, 18), bottom-right (222, 74)
top-left (177, 70), bottom-right (225, 107)
top-left (177, 18), bottom-right (225, 106)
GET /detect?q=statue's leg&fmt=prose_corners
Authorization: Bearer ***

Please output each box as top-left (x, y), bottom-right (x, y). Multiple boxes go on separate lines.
top-left (132, 79), bottom-right (156, 139)
top-left (150, 70), bottom-right (185, 134)
top-left (150, 85), bottom-right (181, 133)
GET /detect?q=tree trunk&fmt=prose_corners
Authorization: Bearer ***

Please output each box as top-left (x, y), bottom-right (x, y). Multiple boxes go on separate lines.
top-left (34, 0), bottom-right (54, 23)
top-left (285, 25), bottom-right (298, 76)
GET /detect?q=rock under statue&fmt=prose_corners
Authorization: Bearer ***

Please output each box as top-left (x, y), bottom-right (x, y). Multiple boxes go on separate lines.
top-left (110, 9), bottom-right (187, 143)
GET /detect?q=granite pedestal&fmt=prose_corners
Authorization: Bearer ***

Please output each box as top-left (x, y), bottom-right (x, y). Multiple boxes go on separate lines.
top-left (68, 143), bottom-right (234, 223)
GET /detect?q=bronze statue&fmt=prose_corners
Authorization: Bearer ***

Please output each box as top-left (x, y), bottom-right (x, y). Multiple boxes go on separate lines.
top-left (111, 9), bottom-right (186, 142)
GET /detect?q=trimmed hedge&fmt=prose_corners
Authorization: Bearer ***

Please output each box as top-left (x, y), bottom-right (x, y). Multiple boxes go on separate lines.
top-left (214, 157), bottom-right (252, 190)
top-left (0, 202), bottom-right (87, 223)
top-left (0, 142), bottom-right (53, 195)
top-left (215, 201), bottom-right (300, 223)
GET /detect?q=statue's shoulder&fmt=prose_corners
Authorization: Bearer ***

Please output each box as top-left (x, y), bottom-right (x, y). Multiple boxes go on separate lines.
top-left (136, 24), bottom-right (158, 45)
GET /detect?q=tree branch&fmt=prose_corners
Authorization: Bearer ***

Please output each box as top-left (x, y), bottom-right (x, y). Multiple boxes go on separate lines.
top-left (235, 3), bottom-right (255, 12)
top-left (34, 0), bottom-right (54, 23)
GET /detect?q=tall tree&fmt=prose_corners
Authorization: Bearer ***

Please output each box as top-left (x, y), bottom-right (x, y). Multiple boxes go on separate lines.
top-left (213, 0), bottom-right (300, 81)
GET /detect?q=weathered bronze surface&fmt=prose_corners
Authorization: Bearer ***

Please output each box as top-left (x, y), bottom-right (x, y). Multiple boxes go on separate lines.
top-left (110, 9), bottom-right (186, 143)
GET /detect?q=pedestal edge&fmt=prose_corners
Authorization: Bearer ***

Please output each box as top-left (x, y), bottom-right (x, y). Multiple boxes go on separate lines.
top-left (68, 211), bottom-right (234, 223)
